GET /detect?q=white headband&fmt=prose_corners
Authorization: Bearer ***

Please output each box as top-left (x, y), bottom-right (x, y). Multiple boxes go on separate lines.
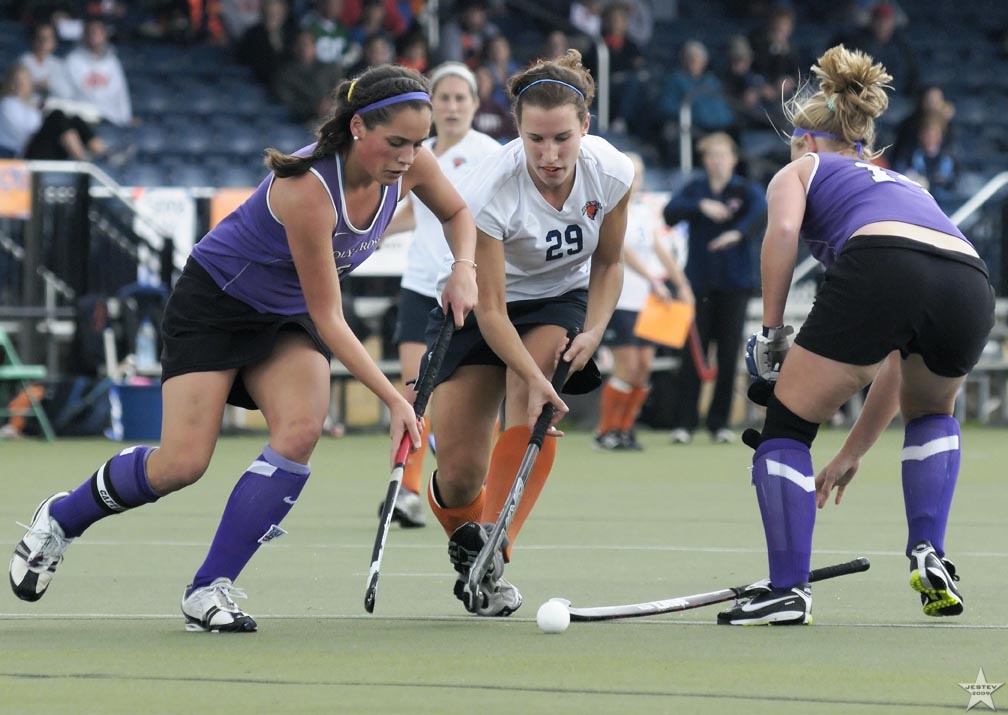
top-left (429, 62), bottom-right (478, 96)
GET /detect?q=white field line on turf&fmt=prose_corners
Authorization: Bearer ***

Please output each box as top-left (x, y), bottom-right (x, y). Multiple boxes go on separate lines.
top-left (0, 612), bottom-right (1006, 629)
top-left (50, 540), bottom-right (1008, 559)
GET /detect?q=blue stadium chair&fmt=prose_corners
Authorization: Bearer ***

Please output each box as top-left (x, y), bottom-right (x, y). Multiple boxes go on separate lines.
top-left (132, 122), bottom-right (168, 154)
top-left (215, 124), bottom-right (265, 156)
top-left (214, 163), bottom-right (266, 188)
top-left (264, 124), bottom-right (314, 153)
top-left (131, 83), bottom-right (178, 116)
top-left (119, 163), bottom-right (169, 187)
top-left (167, 163), bottom-right (215, 188)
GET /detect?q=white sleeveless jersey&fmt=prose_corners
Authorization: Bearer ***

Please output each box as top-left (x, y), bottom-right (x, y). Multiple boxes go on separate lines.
top-left (444, 134), bottom-right (634, 302)
top-left (401, 129), bottom-right (503, 297)
top-left (616, 197), bottom-right (663, 312)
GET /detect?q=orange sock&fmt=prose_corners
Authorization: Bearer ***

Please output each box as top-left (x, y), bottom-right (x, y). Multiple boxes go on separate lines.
top-left (7, 384), bottom-right (45, 434)
top-left (401, 420), bottom-right (430, 494)
top-left (427, 470), bottom-right (485, 537)
top-left (596, 380), bottom-right (631, 434)
top-left (482, 426), bottom-right (557, 560)
top-left (619, 386), bottom-right (651, 432)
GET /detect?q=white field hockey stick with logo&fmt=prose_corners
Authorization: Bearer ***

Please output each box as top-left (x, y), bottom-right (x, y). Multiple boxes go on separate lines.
top-left (462, 330), bottom-right (578, 611)
top-left (364, 315), bottom-right (455, 613)
top-left (557, 557), bottom-right (870, 622)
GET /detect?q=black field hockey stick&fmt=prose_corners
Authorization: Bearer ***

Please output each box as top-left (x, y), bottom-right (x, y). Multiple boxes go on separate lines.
top-left (365, 314), bottom-right (455, 613)
top-left (558, 557), bottom-right (870, 622)
top-left (462, 329), bottom-right (579, 612)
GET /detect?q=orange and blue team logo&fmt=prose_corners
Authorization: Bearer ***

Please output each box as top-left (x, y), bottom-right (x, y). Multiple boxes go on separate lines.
top-left (453, 157), bottom-right (466, 168)
top-left (582, 200), bottom-right (602, 220)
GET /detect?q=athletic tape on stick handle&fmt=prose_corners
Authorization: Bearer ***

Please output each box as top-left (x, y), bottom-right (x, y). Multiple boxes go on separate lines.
top-left (365, 314), bottom-right (455, 613)
top-left (563, 557), bottom-right (870, 622)
top-left (464, 329), bottom-right (579, 609)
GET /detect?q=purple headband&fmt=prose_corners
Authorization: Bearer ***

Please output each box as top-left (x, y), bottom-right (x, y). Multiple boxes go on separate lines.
top-left (356, 91), bottom-right (431, 115)
top-left (792, 128), bottom-right (863, 157)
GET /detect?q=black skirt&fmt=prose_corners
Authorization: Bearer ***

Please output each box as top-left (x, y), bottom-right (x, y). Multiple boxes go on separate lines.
top-left (160, 257), bottom-right (330, 409)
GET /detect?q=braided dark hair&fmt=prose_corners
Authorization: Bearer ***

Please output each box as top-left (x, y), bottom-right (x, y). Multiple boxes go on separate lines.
top-left (265, 65), bottom-right (431, 178)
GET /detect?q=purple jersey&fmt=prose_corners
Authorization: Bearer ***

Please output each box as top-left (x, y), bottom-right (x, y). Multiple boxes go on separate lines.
top-left (801, 152), bottom-right (969, 267)
top-left (191, 144), bottom-right (401, 315)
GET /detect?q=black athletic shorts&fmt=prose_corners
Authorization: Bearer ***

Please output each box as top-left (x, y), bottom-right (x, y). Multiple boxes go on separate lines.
top-left (420, 288), bottom-right (591, 389)
top-left (393, 287), bottom-right (438, 346)
top-left (601, 308), bottom-right (651, 348)
top-left (161, 257), bottom-right (330, 409)
top-left (795, 236), bottom-right (995, 377)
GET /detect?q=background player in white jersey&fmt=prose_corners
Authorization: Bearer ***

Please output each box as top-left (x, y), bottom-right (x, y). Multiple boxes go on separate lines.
top-left (419, 49), bottom-right (634, 616)
top-left (594, 152), bottom-right (692, 451)
top-left (381, 62), bottom-right (502, 528)
top-left (718, 46), bottom-right (994, 626)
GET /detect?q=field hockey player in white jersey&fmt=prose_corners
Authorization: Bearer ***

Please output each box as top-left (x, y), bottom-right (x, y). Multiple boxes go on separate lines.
top-left (594, 152), bottom-right (692, 451)
top-left (417, 49), bottom-right (634, 616)
top-left (380, 62), bottom-right (502, 529)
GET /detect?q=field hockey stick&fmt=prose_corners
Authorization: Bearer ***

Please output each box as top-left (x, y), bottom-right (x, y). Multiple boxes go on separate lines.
top-left (687, 322), bottom-right (717, 381)
top-left (559, 556), bottom-right (870, 622)
top-left (462, 329), bottom-right (578, 611)
top-left (364, 314), bottom-right (455, 613)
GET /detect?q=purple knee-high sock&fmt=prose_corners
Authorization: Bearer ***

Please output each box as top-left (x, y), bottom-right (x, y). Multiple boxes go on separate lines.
top-left (189, 445), bottom-right (309, 592)
top-left (902, 414), bottom-right (960, 558)
top-left (49, 446), bottom-right (160, 538)
top-left (751, 438), bottom-right (817, 590)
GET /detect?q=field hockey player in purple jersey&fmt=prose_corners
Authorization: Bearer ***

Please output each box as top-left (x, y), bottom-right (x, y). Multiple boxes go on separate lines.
top-left (719, 45), bottom-right (994, 626)
top-left (9, 64), bottom-right (478, 632)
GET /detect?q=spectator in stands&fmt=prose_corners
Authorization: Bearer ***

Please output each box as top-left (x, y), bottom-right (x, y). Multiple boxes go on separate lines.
top-left (656, 40), bottom-right (736, 163)
top-left (347, 33), bottom-right (395, 77)
top-left (343, 0), bottom-right (408, 41)
top-left (610, 0), bottom-right (653, 47)
top-left (721, 35), bottom-right (773, 130)
top-left (471, 63), bottom-right (514, 141)
top-left (480, 34), bottom-right (517, 108)
top-left (236, 0), bottom-right (296, 85)
top-left (348, 0), bottom-right (387, 45)
top-left (301, 0), bottom-right (362, 70)
top-left (748, 4), bottom-right (800, 100)
top-left (56, 16), bottom-right (133, 127)
top-left (271, 29), bottom-right (342, 124)
top-left (586, 1), bottom-right (647, 131)
top-left (396, 31), bottom-right (429, 74)
top-left (569, 0), bottom-right (603, 38)
top-left (438, 0), bottom-right (499, 68)
top-left (0, 64), bottom-right (42, 158)
top-left (220, 0), bottom-right (264, 42)
top-left (0, 63), bottom-right (106, 160)
top-left (833, 1), bottom-right (918, 96)
top-left (541, 30), bottom-right (570, 61)
top-left (896, 115), bottom-right (959, 208)
top-left (18, 22), bottom-right (66, 101)
top-left (662, 132), bottom-right (766, 445)
top-left (890, 84), bottom-right (955, 169)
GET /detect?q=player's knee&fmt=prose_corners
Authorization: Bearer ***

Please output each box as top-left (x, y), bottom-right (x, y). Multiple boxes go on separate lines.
top-left (431, 459), bottom-right (484, 506)
top-left (759, 393), bottom-right (820, 448)
top-left (154, 450), bottom-right (212, 489)
top-left (270, 422), bottom-right (321, 465)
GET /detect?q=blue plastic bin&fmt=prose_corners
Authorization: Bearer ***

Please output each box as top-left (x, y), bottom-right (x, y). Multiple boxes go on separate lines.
top-left (108, 384), bottom-right (162, 441)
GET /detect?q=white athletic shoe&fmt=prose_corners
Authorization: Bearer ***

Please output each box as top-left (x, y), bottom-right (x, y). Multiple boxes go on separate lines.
top-left (378, 488), bottom-right (427, 528)
top-left (669, 429), bottom-right (692, 445)
top-left (10, 492), bottom-right (73, 602)
top-left (181, 578), bottom-right (258, 632)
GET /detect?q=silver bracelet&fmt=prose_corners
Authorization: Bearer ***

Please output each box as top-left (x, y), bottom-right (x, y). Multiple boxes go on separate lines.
top-left (452, 258), bottom-right (477, 270)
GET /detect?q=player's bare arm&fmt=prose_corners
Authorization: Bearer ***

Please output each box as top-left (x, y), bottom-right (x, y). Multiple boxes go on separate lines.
top-left (759, 160), bottom-right (808, 327)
